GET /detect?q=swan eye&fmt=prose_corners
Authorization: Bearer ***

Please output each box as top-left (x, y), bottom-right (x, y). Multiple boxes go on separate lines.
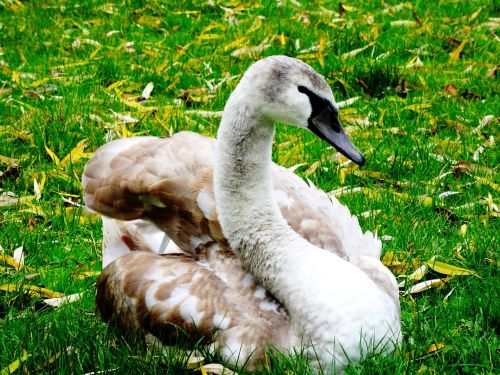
top-left (297, 86), bottom-right (338, 117)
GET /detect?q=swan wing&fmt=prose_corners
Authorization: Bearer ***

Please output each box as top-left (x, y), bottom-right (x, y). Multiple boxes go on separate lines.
top-left (96, 246), bottom-right (292, 367)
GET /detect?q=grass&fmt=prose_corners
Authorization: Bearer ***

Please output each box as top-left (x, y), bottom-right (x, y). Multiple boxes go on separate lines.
top-left (0, 0), bottom-right (498, 373)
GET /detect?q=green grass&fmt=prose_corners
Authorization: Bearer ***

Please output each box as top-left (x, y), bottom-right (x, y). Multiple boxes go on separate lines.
top-left (0, 0), bottom-right (498, 373)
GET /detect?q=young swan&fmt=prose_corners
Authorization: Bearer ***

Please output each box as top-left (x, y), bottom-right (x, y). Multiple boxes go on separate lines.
top-left (90, 56), bottom-right (400, 373)
top-left (214, 55), bottom-right (400, 370)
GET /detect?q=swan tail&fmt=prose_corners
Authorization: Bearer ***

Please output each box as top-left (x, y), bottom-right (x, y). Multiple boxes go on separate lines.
top-left (101, 217), bottom-right (181, 268)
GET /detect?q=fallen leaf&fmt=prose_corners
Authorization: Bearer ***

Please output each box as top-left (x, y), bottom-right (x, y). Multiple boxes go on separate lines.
top-left (60, 140), bottom-right (90, 167)
top-left (424, 259), bottom-right (480, 277)
top-left (341, 42), bottom-right (375, 59)
top-left (0, 284), bottom-right (64, 298)
top-left (0, 192), bottom-right (35, 207)
top-left (408, 263), bottom-right (428, 282)
top-left (442, 84), bottom-right (459, 96)
top-left (186, 353), bottom-right (205, 369)
top-left (74, 271), bottom-right (101, 280)
top-left (0, 252), bottom-right (26, 270)
top-left (141, 82), bottom-right (154, 100)
top-left (202, 363), bottom-right (238, 375)
top-left (13, 246), bottom-right (24, 265)
top-left (409, 277), bottom-right (450, 294)
top-left (337, 96), bottom-right (360, 108)
top-left (109, 109), bottom-right (139, 123)
top-left (390, 20), bottom-right (417, 27)
top-left (0, 349), bottom-right (30, 375)
top-left (136, 15), bottom-right (161, 28)
top-left (44, 292), bottom-right (83, 307)
top-left (45, 145), bottom-right (60, 166)
top-left (425, 342), bottom-right (445, 353)
top-left (449, 40), bottom-right (467, 61)
top-left (472, 115), bottom-right (495, 134)
top-left (231, 41), bottom-right (271, 57)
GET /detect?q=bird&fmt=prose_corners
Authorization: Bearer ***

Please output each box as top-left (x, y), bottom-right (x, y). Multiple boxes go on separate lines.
top-left (83, 55), bottom-right (401, 373)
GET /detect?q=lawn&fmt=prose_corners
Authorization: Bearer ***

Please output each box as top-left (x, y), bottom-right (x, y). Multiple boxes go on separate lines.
top-left (0, 0), bottom-right (498, 373)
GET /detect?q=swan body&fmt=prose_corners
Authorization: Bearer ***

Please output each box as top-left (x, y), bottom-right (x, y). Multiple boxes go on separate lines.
top-left (83, 56), bottom-right (401, 372)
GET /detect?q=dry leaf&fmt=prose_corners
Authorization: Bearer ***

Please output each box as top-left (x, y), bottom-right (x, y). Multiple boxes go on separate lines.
top-left (424, 259), bottom-right (480, 277)
top-left (472, 115), bottom-right (495, 134)
top-left (409, 277), bottom-right (450, 294)
top-left (0, 192), bottom-right (35, 207)
top-left (186, 353), bottom-right (205, 369)
top-left (45, 145), bottom-right (60, 166)
top-left (137, 15), bottom-right (161, 28)
top-left (449, 40), bottom-right (467, 61)
top-left (0, 349), bottom-right (29, 375)
top-left (44, 292), bottom-right (83, 307)
top-left (60, 140), bottom-right (90, 167)
top-left (425, 342), bottom-right (445, 353)
top-left (390, 20), bottom-right (417, 27)
top-left (13, 246), bottom-right (24, 265)
top-left (74, 271), bottom-right (101, 280)
top-left (0, 252), bottom-right (25, 270)
top-left (341, 42), bottom-right (375, 59)
top-left (110, 109), bottom-right (139, 123)
top-left (0, 284), bottom-right (64, 298)
top-left (202, 363), bottom-right (238, 375)
top-left (231, 41), bottom-right (271, 57)
top-left (442, 84), bottom-right (459, 96)
top-left (141, 82), bottom-right (154, 100)
top-left (408, 264), bottom-right (428, 282)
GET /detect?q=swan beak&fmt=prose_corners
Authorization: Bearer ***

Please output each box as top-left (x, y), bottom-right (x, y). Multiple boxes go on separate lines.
top-left (308, 106), bottom-right (365, 166)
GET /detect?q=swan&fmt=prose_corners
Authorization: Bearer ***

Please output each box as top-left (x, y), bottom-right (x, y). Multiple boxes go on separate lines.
top-left (83, 55), bottom-right (401, 372)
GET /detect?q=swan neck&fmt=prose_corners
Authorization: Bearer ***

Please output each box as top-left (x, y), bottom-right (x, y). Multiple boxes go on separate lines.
top-left (215, 97), bottom-right (279, 227)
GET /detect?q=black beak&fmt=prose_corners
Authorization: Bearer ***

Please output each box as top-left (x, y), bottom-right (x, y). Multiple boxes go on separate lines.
top-left (309, 106), bottom-right (365, 166)
top-left (299, 86), bottom-right (365, 166)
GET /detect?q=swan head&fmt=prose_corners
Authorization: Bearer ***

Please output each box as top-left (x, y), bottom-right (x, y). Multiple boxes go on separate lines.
top-left (237, 55), bottom-right (365, 166)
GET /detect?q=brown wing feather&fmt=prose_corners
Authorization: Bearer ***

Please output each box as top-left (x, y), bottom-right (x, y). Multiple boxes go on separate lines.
top-left (96, 250), bottom-right (293, 367)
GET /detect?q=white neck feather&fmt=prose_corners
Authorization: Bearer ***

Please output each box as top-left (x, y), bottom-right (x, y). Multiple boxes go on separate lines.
top-left (214, 84), bottom-right (309, 295)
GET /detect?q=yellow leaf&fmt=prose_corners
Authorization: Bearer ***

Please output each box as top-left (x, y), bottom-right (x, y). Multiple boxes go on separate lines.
top-left (449, 40), bottom-right (467, 61)
top-left (137, 15), bottom-right (161, 28)
top-left (468, 8), bottom-right (482, 23)
top-left (120, 98), bottom-right (158, 112)
top-left (0, 253), bottom-right (26, 270)
top-left (223, 37), bottom-right (248, 51)
top-left (404, 103), bottom-right (432, 112)
top-left (31, 77), bottom-right (49, 88)
top-left (424, 259), bottom-right (480, 277)
top-left (12, 70), bottom-right (20, 85)
top-left (341, 42), bottom-right (375, 59)
top-left (106, 80), bottom-right (127, 92)
top-left (45, 145), bottom-right (60, 167)
top-left (231, 42), bottom-right (271, 57)
top-left (0, 284), bottom-right (64, 298)
top-left (0, 349), bottom-right (29, 375)
top-left (475, 176), bottom-right (500, 191)
top-left (74, 271), bottom-right (101, 280)
top-left (425, 342), bottom-right (445, 353)
top-left (304, 161), bottom-right (320, 176)
top-left (60, 140), bottom-right (88, 167)
top-left (408, 264), bottom-right (428, 281)
top-left (409, 277), bottom-right (450, 294)
top-left (280, 33), bottom-right (286, 47)
top-left (198, 33), bottom-right (222, 40)
top-left (0, 155), bottom-right (19, 168)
